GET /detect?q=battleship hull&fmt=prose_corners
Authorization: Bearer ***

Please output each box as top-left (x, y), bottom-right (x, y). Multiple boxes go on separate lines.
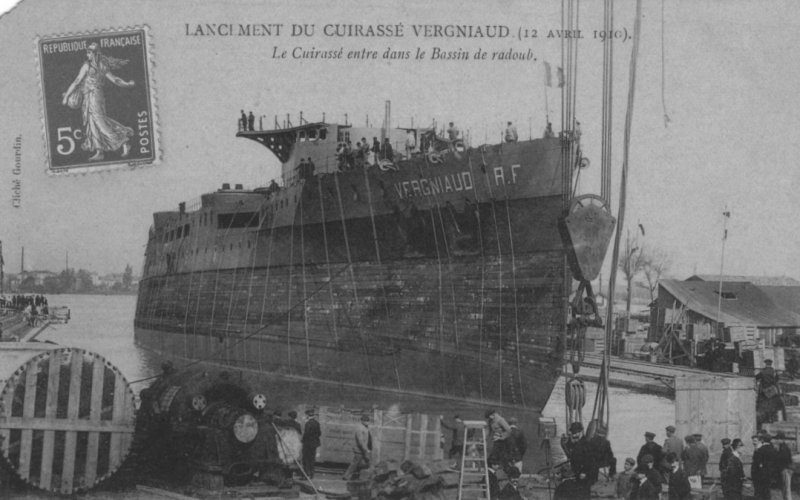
top-left (135, 133), bottom-right (611, 411)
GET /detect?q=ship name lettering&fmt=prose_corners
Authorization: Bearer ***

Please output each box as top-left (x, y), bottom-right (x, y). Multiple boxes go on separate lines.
top-left (494, 164), bottom-right (520, 186)
top-left (394, 171), bottom-right (473, 199)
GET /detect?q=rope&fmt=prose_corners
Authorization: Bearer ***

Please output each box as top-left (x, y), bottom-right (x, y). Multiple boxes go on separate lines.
top-left (316, 168), bottom-right (340, 344)
top-left (332, 172), bottom-right (375, 386)
top-left (661, 0), bottom-right (671, 127)
top-left (299, 187), bottom-right (312, 377)
top-left (286, 190), bottom-right (297, 375)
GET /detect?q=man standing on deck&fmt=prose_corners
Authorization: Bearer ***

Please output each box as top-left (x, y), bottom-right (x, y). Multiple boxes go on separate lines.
top-left (447, 122), bottom-right (460, 141)
top-left (342, 414), bottom-right (372, 480)
top-left (504, 121), bottom-right (518, 143)
top-left (301, 408), bottom-right (321, 479)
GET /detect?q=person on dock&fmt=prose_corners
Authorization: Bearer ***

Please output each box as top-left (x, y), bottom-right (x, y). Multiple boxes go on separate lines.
top-left (564, 422), bottom-right (594, 500)
top-left (588, 423), bottom-right (616, 480)
top-left (507, 417), bottom-right (527, 474)
top-left (692, 433), bottom-right (709, 479)
top-left (636, 432), bottom-right (663, 471)
top-left (342, 414), bottom-right (373, 480)
top-left (663, 426), bottom-right (684, 465)
top-left (721, 438), bottom-right (745, 500)
top-left (719, 438), bottom-right (733, 476)
top-left (680, 435), bottom-right (705, 480)
top-left (665, 452), bottom-right (691, 500)
top-left (751, 433), bottom-right (779, 500)
top-left (615, 457), bottom-right (636, 500)
top-left (773, 432), bottom-right (793, 500)
top-left (485, 409), bottom-right (512, 466)
top-left (301, 408), bottom-right (321, 479)
top-left (630, 455), bottom-right (661, 500)
top-left (447, 122), bottom-right (460, 141)
top-left (439, 415), bottom-right (465, 467)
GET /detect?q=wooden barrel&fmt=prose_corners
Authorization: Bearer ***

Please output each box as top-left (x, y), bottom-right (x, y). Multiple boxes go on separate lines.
top-left (0, 343), bottom-right (136, 494)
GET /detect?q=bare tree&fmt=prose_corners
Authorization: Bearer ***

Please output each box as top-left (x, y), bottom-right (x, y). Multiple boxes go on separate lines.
top-left (642, 247), bottom-right (671, 302)
top-left (618, 230), bottom-right (646, 326)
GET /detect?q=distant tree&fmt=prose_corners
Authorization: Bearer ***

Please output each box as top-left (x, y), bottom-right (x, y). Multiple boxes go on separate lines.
top-left (75, 269), bottom-right (94, 292)
top-left (642, 247), bottom-right (671, 303)
top-left (122, 264), bottom-right (133, 290)
top-left (618, 229), bottom-right (646, 324)
top-left (59, 269), bottom-right (76, 292)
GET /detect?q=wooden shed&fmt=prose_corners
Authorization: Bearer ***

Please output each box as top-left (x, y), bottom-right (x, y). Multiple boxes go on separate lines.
top-left (674, 373), bottom-right (755, 478)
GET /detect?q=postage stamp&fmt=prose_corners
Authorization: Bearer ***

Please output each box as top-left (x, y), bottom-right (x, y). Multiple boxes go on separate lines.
top-left (36, 27), bottom-right (157, 173)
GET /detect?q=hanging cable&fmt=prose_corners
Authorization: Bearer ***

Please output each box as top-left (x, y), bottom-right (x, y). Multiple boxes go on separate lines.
top-left (594, 0), bottom-right (644, 432)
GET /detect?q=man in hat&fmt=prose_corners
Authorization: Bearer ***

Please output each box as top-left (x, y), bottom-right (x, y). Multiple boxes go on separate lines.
top-left (440, 415), bottom-right (466, 466)
top-left (564, 421), bottom-right (594, 500)
top-left (637, 432), bottom-right (663, 470)
top-left (485, 409), bottom-right (512, 466)
top-left (342, 414), bottom-right (373, 480)
top-left (722, 438), bottom-right (746, 500)
top-left (719, 438), bottom-right (733, 475)
top-left (752, 432), bottom-right (779, 500)
top-left (773, 432), bottom-right (793, 500)
top-left (631, 455), bottom-right (662, 500)
top-left (507, 417), bottom-right (527, 473)
top-left (587, 422), bottom-right (616, 481)
top-left (692, 434), bottom-right (709, 478)
top-left (665, 452), bottom-right (691, 500)
top-left (615, 457), bottom-right (636, 500)
top-left (301, 408), bottom-right (321, 478)
top-left (680, 435), bottom-right (704, 478)
top-left (664, 426), bottom-right (684, 463)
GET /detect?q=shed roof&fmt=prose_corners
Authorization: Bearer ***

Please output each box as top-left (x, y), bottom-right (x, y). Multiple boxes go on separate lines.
top-left (659, 279), bottom-right (800, 328)
top-left (687, 274), bottom-right (800, 286)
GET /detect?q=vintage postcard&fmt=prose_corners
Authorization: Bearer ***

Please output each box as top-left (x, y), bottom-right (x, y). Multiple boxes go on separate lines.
top-left (0, 0), bottom-right (798, 497)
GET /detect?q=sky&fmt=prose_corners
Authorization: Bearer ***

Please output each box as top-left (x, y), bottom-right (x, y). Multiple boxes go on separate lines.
top-left (0, 0), bottom-right (798, 282)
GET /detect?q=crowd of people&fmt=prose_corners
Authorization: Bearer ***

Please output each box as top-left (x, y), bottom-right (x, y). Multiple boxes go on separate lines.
top-left (553, 421), bottom-right (795, 500)
top-left (335, 137), bottom-right (395, 171)
top-left (1, 294), bottom-right (49, 326)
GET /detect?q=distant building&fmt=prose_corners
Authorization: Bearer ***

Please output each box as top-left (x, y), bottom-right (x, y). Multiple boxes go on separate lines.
top-left (652, 276), bottom-right (800, 368)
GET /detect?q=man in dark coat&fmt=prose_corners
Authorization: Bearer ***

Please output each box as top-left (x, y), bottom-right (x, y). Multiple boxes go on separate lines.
top-left (630, 456), bottom-right (661, 500)
top-left (774, 432), bottom-right (793, 500)
top-left (637, 432), bottom-right (663, 470)
top-left (588, 423), bottom-right (616, 481)
top-left (665, 452), bottom-right (691, 500)
top-left (681, 435), bottom-right (705, 477)
top-left (507, 417), bottom-right (527, 473)
top-left (301, 408), bottom-right (321, 478)
top-left (752, 433), bottom-right (780, 500)
top-left (566, 422), bottom-right (594, 500)
top-left (722, 438), bottom-right (745, 500)
top-left (719, 438), bottom-right (733, 476)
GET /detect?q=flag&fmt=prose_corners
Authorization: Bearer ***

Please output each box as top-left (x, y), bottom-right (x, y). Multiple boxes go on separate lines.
top-left (544, 62), bottom-right (565, 88)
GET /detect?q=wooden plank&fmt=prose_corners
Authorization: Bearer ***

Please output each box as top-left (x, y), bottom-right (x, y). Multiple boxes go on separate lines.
top-left (39, 350), bottom-right (63, 490)
top-left (84, 359), bottom-right (105, 488)
top-left (18, 357), bottom-right (39, 480)
top-left (60, 351), bottom-right (84, 493)
top-left (404, 414), bottom-right (413, 461)
top-left (0, 417), bottom-right (135, 433)
top-left (109, 369), bottom-right (129, 469)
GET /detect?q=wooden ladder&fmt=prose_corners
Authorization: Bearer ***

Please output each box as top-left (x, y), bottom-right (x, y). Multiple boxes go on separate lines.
top-left (457, 420), bottom-right (491, 500)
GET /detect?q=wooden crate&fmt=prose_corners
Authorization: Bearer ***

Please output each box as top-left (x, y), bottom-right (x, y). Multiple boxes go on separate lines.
top-left (298, 405), bottom-right (442, 464)
top-left (0, 344), bottom-right (136, 494)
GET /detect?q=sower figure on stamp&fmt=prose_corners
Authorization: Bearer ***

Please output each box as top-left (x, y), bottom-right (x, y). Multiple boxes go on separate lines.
top-left (62, 42), bottom-right (134, 161)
